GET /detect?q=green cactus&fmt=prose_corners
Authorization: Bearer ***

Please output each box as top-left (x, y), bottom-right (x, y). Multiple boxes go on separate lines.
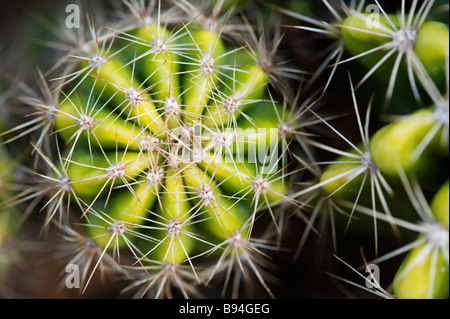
top-left (2, 0), bottom-right (305, 298)
top-left (392, 178), bottom-right (449, 299)
top-left (1, 0), bottom-right (449, 301)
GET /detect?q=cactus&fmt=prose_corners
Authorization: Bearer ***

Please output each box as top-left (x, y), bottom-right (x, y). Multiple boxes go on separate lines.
top-left (1, 0), bottom-right (308, 298)
top-left (335, 173), bottom-right (449, 299)
top-left (1, 0), bottom-right (449, 301)
top-left (282, 0), bottom-right (449, 299)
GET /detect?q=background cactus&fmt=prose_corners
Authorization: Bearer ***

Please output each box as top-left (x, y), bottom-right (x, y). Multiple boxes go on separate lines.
top-left (0, 0), bottom-right (448, 300)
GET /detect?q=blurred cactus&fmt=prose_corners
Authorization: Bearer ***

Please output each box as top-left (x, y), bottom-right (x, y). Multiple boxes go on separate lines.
top-left (282, 0), bottom-right (448, 299)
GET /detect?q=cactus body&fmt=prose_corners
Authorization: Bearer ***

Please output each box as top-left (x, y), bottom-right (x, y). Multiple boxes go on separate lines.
top-left (16, 1), bottom-right (297, 298)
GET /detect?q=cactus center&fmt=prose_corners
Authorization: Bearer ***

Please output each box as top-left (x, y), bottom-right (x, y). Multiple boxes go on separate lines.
top-left (142, 16), bottom-right (153, 26)
top-left (203, 18), bottom-right (218, 33)
top-left (361, 151), bottom-right (377, 173)
top-left (151, 38), bottom-right (168, 54)
top-left (215, 131), bottom-right (234, 147)
top-left (435, 98), bottom-right (449, 127)
top-left (224, 96), bottom-right (241, 114)
top-left (164, 97), bottom-right (180, 117)
top-left (84, 239), bottom-right (99, 253)
top-left (200, 53), bottom-right (215, 76)
top-left (252, 176), bottom-right (269, 193)
top-left (88, 53), bottom-right (107, 68)
top-left (76, 115), bottom-right (95, 131)
top-left (146, 167), bottom-right (164, 186)
top-left (163, 263), bottom-right (176, 275)
top-left (197, 184), bottom-right (215, 206)
top-left (76, 239), bottom-right (100, 257)
top-left (107, 162), bottom-right (126, 179)
top-left (57, 176), bottom-right (72, 192)
top-left (277, 122), bottom-right (292, 138)
top-left (167, 219), bottom-right (182, 238)
top-left (108, 221), bottom-right (127, 236)
top-left (260, 57), bottom-right (274, 75)
top-left (424, 222), bottom-right (449, 249)
top-left (228, 231), bottom-right (244, 249)
top-left (125, 87), bottom-right (143, 106)
top-left (393, 28), bottom-right (417, 53)
top-left (45, 104), bottom-right (58, 121)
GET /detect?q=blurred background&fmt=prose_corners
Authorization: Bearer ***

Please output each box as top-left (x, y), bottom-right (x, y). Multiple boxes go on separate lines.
top-left (0, 0), bottom-right (448, 299)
